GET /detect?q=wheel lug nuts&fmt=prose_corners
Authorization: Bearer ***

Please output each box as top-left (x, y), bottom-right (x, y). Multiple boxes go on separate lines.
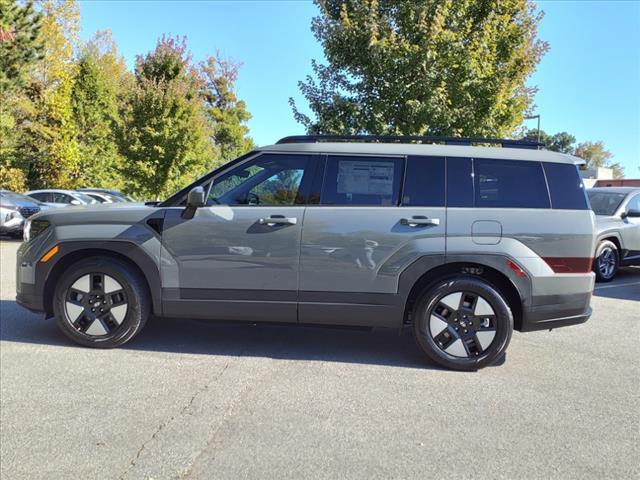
top-left (91, 308), bottom-right (95, 312)
top-left (463, 329), bottom-right (468, 333)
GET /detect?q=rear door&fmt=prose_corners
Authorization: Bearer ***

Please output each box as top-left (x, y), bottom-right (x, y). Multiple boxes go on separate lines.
top-left (161, 153), bottom-right (318, 323)
top-left (299, 154), bottom-right (446, 327)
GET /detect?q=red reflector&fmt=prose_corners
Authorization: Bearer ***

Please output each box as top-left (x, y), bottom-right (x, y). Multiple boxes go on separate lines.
top-left (506, 259), bottom-right (527, 277)
top-left (543, 257), bottom-right (593, 274)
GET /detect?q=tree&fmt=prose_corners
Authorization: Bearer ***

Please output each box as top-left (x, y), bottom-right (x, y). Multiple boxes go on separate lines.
top-left (0, 0), bottom-right (43, 191)
top-left (0, 0), bottom-right (43, 94)
top-left (118, 36), bottom-right (215, 199)
top-left (522, 129), bottom-right (575, 153)
top-left (574, 141), bottom-right (624, 179)
top-left (21, 0), bottom-right (81, 189)
top-left (291, 0), bottom-right (548, 137)
top-left (199, 54), bottom-right (254, 164)
top-left (72, 30), bottom-right (129, 190)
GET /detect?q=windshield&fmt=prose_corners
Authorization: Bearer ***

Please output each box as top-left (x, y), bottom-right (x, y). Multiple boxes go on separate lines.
top-left (587, 191), bottom-right (627, 216)
top-left (0, 190), bottom-right (44, 205)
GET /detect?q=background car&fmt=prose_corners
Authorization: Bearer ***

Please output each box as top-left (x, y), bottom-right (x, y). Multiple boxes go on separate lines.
top-left (0, 190), bottom-right (62, 237)
top-left (76, 188), bottom-right (133, 202)
top-left (25, 189), bottom-right (100, 206)
top-left (588, 187), bottom-right (640, 281)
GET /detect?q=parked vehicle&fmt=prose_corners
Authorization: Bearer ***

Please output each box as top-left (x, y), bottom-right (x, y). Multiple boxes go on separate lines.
top-left (16, 135), bottom-right (596, 371)
top-left (0, 190), bottom-right (61, 237)
top-left (587, 187), bottom-right (640, 281)
top-left (76, 188), bottom-right (133, 203)
top-left (25, 189), bottom-right (100, 206)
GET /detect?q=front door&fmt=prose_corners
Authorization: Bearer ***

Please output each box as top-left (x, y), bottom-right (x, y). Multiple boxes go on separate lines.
top-left (161, 153), bottom-right (318, 322)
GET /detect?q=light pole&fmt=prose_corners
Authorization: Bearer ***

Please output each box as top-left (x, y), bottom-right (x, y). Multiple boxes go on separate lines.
top-left (524, 115), bottom-right (541, 144)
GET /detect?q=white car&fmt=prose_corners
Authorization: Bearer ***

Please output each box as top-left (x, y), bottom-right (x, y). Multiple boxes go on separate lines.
top-left (0, 190), bottom-right (63, 237)
top-left (25, 189), bottom-right (100, 206)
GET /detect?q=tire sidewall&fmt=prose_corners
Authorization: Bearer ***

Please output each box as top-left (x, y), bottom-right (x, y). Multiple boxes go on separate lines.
top-left (53, 258), bottom-right (146, 348)
top-left (413, 277), bottom-right (513, 371)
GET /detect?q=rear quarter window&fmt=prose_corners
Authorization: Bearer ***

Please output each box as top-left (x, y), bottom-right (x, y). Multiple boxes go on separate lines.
top-left (543, 162), bottom-right (589, 210)
top-left (474, 158), bottom-right (550, 209)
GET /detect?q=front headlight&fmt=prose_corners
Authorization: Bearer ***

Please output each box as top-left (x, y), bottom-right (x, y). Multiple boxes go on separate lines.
top-left (23, 219), bottom-right (50, 242)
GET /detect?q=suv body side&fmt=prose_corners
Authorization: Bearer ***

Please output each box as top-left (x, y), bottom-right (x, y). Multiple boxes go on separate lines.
top-left (592, 188), bottom-right (640, 265)
top-left (16, 142), bottom-right (595, 334)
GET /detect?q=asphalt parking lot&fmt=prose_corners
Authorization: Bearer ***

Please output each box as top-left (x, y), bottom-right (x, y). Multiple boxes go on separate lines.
top-left (0, 239), bottom-right (638, 480)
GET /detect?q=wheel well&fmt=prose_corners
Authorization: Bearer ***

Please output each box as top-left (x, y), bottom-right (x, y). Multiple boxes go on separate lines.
top-left (43, 249), bottom-right (153, 317)
top-left (404, 262), bottom-right (524, 331)
top-left (599, 236), bottom-right (622, 254)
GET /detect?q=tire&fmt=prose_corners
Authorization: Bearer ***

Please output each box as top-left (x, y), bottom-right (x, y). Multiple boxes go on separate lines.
top-left (412, 276), bottom-right (513, 371)
top-left (594, 240), bottom-right (619, 283)
top-left (53, 256), bottom-right (150, 348)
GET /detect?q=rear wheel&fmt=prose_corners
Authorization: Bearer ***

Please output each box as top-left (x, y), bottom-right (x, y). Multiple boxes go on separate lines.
top-left (53, 257), bottom-right (150, 348)
top-left (594, 240), bottom-right (619, 282)
top-left (413, 276), bottom-right (513, 371)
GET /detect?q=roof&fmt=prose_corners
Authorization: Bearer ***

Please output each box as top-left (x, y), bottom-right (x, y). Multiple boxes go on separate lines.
top-left (587, 187), bottom-right (640, 194)
top-left (258, 141), bottom-right (584, 165)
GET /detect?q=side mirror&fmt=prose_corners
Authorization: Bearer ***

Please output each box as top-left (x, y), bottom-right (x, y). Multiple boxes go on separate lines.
top-left (182, 186), bottom-right (205, 219)
top-left (626, 208), bottom-right (640, 218)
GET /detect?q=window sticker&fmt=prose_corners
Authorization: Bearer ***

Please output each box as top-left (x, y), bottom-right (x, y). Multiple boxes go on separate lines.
top-left (337, 160), bottom-right (394, 195)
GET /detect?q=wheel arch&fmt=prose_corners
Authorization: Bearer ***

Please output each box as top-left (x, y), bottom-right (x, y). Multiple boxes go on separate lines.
top-left (42, 241), bottom-right (161, 317)
top-left (399, 257), bottom-right (527, 331)
top-left (597, 234), bottom-right (622, 254)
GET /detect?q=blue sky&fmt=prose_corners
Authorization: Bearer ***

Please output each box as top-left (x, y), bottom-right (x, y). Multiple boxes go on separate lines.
top-left (78, 0), bottom-right (640, 175)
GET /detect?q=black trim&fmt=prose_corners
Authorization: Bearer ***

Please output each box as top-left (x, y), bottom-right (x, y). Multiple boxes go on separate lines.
top-left (179, 288), bottom-right (297, 302)
top-left (276, 135), bottom-right (543, 149)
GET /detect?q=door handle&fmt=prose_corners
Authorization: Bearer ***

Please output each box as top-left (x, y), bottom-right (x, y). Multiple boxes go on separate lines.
top-left (258, 215), bottom-right (297, 226)
top-left (400, 216), bottom-right (440, 227)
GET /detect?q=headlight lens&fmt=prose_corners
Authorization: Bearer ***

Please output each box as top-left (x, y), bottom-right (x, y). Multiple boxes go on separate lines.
top-left (23, 219), bottom-right (49, 242)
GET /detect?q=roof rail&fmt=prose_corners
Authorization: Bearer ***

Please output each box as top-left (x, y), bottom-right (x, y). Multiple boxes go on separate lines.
top-left (276, 134), bottom-right (543, 150)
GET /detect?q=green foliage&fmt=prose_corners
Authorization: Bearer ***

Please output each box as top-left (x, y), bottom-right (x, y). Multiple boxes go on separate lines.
top-left (575, 141), bottom-right (624, 179)
top-left (0, 164), bottom-right (26, 191)
top-left (72, 30), bottom-right (129, 190)
top-left (118, 36), bottom-right (215, 199)
top-left (0, 0), bottom-right (43, 188)
top-left (24, 0), bottom-right (81, 189)
top-left (200, 54), bottom-right (254, 163)
top-left (0, 0), bottom-right (43, 94)
top-left (292, 0), bottom-right (548, 137)
top-left (524, 129), bottom-right (625, 179)
top-left (522, 129), bottom-right (575, 153)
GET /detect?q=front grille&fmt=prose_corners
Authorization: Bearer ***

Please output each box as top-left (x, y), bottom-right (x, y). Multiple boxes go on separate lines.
top-left (19, 206), bottom-right (40, 218)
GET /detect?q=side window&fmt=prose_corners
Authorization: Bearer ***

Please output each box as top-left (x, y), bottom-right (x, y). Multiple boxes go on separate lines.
top-left (474, 159), bottom-right (550, 209)
top-left (207, 154), bottom-right (313, 206)
top-left (627, 194), bottom-right (640, 211)
top-left (52, 193), bottom-right (72, 204)
top-left (543, 162), bottom-right (589, 210)
top-left (29, 193), bottom-right (47, 202)
top-left (320, 155), bottom-right (402, 206)
top-left (402, 156), bottom-right (445, 207)
top-left (446, 157), bottom-right (474, 208)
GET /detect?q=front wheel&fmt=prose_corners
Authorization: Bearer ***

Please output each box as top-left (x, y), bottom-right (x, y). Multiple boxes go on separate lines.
top-left (594, 240), bottom-right (619, 282)
top-left (53, 257), bottom-right (150, 348)
top-left (413, 276), bottom-right (513, 371)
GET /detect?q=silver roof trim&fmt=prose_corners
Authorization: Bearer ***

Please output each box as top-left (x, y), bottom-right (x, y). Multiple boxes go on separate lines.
top-left (257, 142), bottom-right (585, 165)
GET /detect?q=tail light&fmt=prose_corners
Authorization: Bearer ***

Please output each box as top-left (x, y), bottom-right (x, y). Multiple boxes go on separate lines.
top-left (543, 257), bottom-right (593, 274)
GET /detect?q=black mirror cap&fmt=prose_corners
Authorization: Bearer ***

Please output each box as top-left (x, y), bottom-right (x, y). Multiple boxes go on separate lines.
top-left (626, 208), bottom-right (640, 218)
top-left (187, 186), bottom-right (206, 208)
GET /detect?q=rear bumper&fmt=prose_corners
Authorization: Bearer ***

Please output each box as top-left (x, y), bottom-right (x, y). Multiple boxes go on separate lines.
top-left (520, 292), bottom-right (592, 332)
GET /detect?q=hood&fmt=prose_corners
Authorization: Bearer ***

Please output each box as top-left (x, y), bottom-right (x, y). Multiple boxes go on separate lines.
top-left (32, 202), bottom-right (158, 226)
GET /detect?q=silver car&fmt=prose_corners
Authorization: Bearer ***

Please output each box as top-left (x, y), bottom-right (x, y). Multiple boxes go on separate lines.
top-left (588, 187), bottom-right (640, 281)
top-left (16, 135), bottom-right (596, 371)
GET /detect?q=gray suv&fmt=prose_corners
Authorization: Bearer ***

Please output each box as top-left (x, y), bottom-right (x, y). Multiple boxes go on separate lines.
top-left (588, 187), bottom-right (640, 281)
top-left (16, 135), bottom-right (596, 371)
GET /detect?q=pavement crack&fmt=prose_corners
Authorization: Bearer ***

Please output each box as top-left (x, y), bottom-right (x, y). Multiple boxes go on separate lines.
top-left (118, 361), bottom-right (231, 480)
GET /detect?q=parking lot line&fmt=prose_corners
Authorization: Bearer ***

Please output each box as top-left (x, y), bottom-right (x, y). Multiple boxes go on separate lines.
top-left (593, 281), bottom-right (640, 290)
